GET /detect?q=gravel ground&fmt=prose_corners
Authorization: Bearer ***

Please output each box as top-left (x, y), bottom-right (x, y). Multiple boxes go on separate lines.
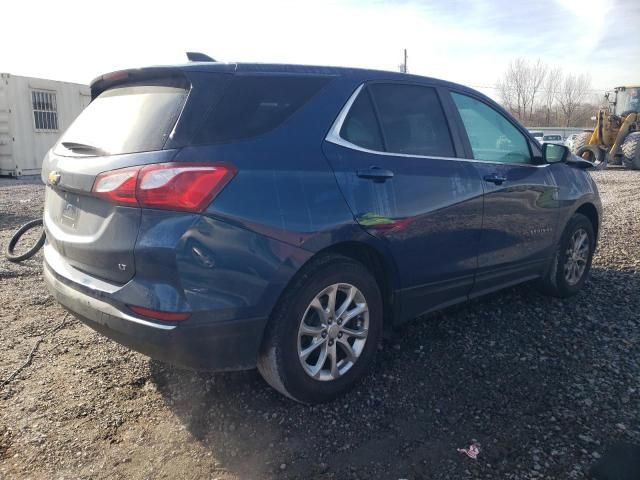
top-left (0, 170), bottom-right (639, 480)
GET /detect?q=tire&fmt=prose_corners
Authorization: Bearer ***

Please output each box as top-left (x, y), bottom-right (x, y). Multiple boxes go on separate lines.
top-left (569, 132), bottom-right (592, 156)
top-left (258, 254), bottom-right (383, 404)
top-left (621, 131), bottom-right (640, 170)
top-left (5, 219), bottom-right (46, 263)
top-left (537, 213), bottom-right (595, 298)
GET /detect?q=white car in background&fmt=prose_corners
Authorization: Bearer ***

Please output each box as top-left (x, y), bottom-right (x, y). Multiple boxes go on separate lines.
top-left (530, 131), bottom-right (544, 143)
top-left (540, 134), bottom-right (564, 145)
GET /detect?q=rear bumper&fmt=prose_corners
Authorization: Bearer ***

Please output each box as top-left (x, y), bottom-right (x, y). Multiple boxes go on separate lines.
top-left (44, 262), bottom-right (267, 371)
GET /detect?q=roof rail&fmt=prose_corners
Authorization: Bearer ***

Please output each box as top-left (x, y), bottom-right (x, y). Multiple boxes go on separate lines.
top-left (186, 52), bottom-right (216, 62)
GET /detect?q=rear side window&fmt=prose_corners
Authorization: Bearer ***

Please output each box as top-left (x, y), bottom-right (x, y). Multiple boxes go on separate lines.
top-left (340, 88), bottom-right (384, 151)
top-left (193, 75), bottom-right (328, 144)
top-left (369, 84), bottom-right (455, 157)
top-left (55, 82), bottom-right (188, 156)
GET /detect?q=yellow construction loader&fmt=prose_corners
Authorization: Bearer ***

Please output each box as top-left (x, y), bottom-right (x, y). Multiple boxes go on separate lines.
top-left (569, 86), bottom-right (640, 169)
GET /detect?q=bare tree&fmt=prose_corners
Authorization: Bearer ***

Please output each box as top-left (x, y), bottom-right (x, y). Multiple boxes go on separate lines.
top-left (542, 67), bottom-right (562, 126)
top-left (527, 59), bottom-right (547, 121)
top-left (497, 58), bottom-right (596, 127)
top-left (556, 73), bottom-right (592, 127)
top-left (497, 76), bottom-right (517, 116)
top-left (496, 57), bottom-right (547, 124)
top-left (497, 58), bottom-right (530, 121)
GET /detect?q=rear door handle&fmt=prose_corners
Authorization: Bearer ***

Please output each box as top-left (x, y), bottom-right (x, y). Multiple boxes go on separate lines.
top-left (356, 167), bottom-right (394, 182)
top-left (483, 174), bottom-right (507, 185)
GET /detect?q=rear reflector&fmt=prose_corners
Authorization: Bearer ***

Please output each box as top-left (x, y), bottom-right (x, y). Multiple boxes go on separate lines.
top-left (92, 162), bottom-right (236, 212)
top-left (128, 305), bottom-right (191, 322)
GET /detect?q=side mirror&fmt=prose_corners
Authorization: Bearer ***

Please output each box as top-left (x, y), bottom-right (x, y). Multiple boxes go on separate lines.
top-left (543, 143), bottom-right (569, 164)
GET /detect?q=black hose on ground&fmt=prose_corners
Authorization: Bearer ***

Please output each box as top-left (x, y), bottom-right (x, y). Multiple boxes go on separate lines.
top-left (5, 219), bottom-right (45, 263)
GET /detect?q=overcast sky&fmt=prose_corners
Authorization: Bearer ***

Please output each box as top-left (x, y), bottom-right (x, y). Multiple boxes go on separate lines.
top-left (3, 0), bottom-right (639, 100)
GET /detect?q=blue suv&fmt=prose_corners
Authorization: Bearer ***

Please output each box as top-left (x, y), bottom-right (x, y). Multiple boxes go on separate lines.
top-left (42, 61), bottom-right (601, 403)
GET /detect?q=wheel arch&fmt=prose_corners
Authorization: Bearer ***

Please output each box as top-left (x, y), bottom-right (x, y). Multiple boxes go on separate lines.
top-left (263, 240), bottom-right (400, 343)
top-left (575, 202), bottom-right (600, 244)
top-left (320, 241), bottom-right (399, 332)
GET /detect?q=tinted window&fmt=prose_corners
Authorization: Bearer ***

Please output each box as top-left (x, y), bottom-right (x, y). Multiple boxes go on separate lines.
top-left (193, 75), bottom-right (328, 144)
top-left (55, 83), bottom-right (188, 156)
top-left (340, 88), bottom-right (384, 151)
top-left (369, 84), bottom-right (454, 157)
top-left (452, 93), bottom-right (531, 164)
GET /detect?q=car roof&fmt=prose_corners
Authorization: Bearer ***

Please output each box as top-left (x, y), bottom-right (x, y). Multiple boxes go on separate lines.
top-left (91, 62), bottom-right (478, 96)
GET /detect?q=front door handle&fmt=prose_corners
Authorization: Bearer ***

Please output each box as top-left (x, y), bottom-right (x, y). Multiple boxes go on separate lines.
top-left (483, 174), bottom-right (507, 185)
top-left (356, 166), bottom-right (394, 182)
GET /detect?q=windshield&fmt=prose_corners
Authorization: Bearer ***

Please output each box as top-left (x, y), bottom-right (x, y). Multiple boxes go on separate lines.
top-left (615, 87), bottom-right (640, 115)
top-left (55, 83), bottom-right (188, 156)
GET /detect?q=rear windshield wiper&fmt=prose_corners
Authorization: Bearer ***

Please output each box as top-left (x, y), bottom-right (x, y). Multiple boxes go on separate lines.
top-left (61, 142), bottom-right (109, 156)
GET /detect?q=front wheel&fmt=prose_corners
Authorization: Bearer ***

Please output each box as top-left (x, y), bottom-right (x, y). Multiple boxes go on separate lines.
top-left (258, 255), bottom-right (382, 403)
top-left (621, 131), bottom-right (640, 170)
top-left (537, 213), bottom-right (595, 298)
top-left (568, 132), bottom-right (592, 155)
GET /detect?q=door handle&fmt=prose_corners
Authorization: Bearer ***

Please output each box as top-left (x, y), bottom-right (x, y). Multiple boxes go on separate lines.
top-left (483, 174), bottom-right (507, 185)
top-left (356, 166), bottom-right (394, 182)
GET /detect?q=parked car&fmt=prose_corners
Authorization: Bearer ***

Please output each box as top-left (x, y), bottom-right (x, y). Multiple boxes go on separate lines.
top-left (42, 62), bottom-right (602, 403)
top-left (541, 134), bottom-right (564, 145)
top-left (529, 131), bottom-right (544, 142)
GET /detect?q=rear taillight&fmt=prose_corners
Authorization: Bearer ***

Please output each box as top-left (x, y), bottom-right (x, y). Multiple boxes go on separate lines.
top-left (93, 167), bottom-right (139, 205)
top-left (92, 162), bottom-right (236, 212)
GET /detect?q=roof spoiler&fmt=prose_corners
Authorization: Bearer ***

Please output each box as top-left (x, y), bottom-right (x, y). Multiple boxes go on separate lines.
top-left (186, 52), bottom-right (216, 62)
top-left (90, 67), bottom-right (189, 99)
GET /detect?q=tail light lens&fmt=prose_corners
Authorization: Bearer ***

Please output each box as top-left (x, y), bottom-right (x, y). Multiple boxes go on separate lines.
top-left (93, 167), bottom-right (139, 205)
top-left (92, 162), bottom-right (236, 212)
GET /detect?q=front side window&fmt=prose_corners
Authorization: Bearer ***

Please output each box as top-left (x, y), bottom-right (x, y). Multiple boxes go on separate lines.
top-left (369, 84), bottom-right (455, 157)
top-left (32, 90), bottom-right (58, 131)
top-left (451, 92), bottom-right (531, 164)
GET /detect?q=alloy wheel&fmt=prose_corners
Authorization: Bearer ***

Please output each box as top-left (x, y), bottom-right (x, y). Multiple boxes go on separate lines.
top-left (297, 283), bottom-right (369, 381)
top-left (564, 228), bottom-right (590, 286)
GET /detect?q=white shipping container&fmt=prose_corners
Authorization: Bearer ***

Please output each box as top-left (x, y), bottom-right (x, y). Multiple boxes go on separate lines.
top-left (0, 73), bottom-right (90, 176)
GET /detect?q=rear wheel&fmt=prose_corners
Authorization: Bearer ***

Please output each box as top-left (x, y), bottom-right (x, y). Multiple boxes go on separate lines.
top-left (537, 213), bottom-right (595, 298)
top-left (258, 255), bottom-right (382, 403)
top-left (621, 131), bottom-right (640, 170)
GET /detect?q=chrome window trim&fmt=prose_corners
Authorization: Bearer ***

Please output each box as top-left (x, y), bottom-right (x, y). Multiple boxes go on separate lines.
top-left (325, 83), bottom-right (550, 169)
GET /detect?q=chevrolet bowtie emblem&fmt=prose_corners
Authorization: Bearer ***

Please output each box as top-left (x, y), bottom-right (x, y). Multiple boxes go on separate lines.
top-left (48, 171), bottom-right (61, 186)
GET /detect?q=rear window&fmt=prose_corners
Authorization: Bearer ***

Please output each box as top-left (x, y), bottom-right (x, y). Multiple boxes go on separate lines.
top-left (192, 75), bottom-right (329, 144)
top-left (55, 82), bottom-right (188, 156)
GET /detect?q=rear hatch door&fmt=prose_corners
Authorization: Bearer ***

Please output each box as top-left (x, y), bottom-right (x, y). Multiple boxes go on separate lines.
top-left (42, 75), bottom-right (189, 284)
